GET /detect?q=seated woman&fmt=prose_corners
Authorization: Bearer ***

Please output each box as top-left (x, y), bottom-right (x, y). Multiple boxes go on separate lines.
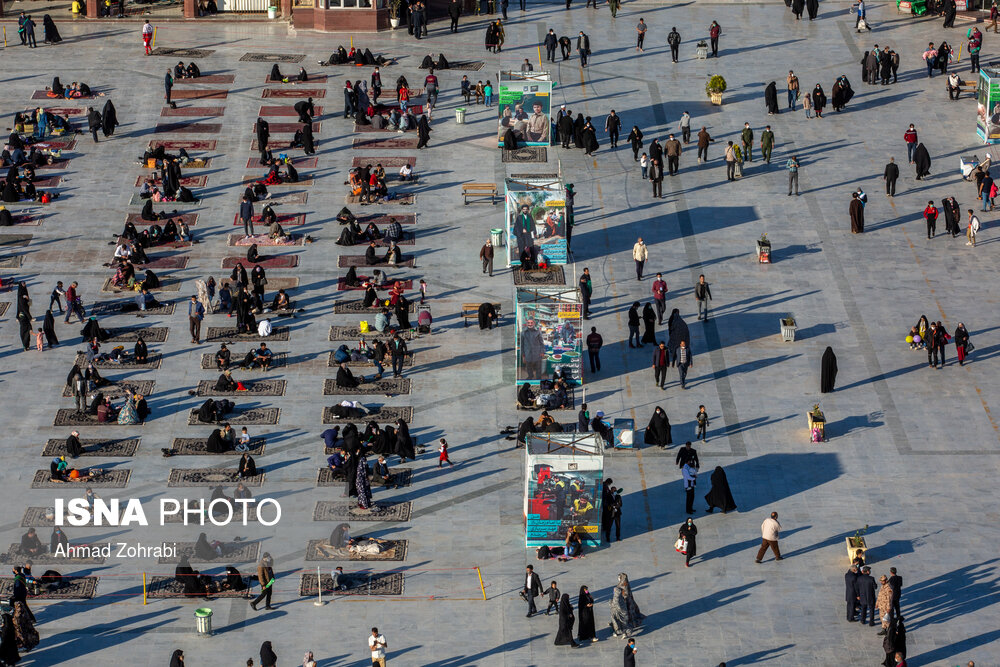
top-left (161, 218), bottom-right (178, 242)
top-left (176, 185), bottom-right (196, 202)
top-left (238, 452), bottom-right (257, 478)
top-left (246, 243), bottom-right (260, 264)
top-left (269, 63), bottom-right (287, 83)
top-left (353, 48), bottom-right (365, 66)
top-left (0, 206), bottom-right (13, 226)
top-left (110, 261), bottom-right (135, 288)
top-left (194, 532), bottom-right (221, 560)
top-left (78, 82), bottom-right (93, 96)
top-left (324, 45), bottom-right (349, 65)
top-left (362, 221), bottom-right (381, 241)
top-left (420, 54), bottom-right (435, 69)
top-left (344, 265), bottom-right (362, 288)
top-left (175, 555), bottom-right (210, 597)
top-left (47, 77), bottom-right (65, 98)
top-left (437, 53), bottom-right (450, 69)
top-left (65, 82), bottom-right (85, 99)
top-left (186, 62), bottom-right (201, 78)
top-left (21, 164), bottom-right (36, 183)
top-left (270, 289), bottom-right (293, 311)
top-left (2, 179), bottom-right (22, 203)
top-left (535, 410), bottom-right (561, 432)
top-left (134, 336), bottom-right (148, 363)
top-left (261, 161), bottom-right (282, 186)
top-left (140, 198), bottom-right (160, 222)
top-left (214, 370), bottom-right (238, 392)
top-left (372, 177), bottom-right (388, 200)
top-left (361, 281), bottom-right (379, 308)
top-left (257, 203), bottom-right (277, 226)
top-left (517, 382), bottom-right (535, 408)
top-left (50, 456), bottom-right (70, 482)
top-left (296, 67), bottom-right (308, 82)
top-left (336, 224), bottom-right (358, 246)
top-left (22, 181), bottom-right (38, 201)
top-left (140, 268), bottom-right (160, 289)
top-left (383, 242), bottom-right (402, 265)
top-left (336, 362), bottom-right (362, 388)
top-left (284, 162), bottom-right (299, 183)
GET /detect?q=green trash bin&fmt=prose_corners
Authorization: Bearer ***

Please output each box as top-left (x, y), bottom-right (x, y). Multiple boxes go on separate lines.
top-left (490, 228), bottom-right (504, 247)
top-left (194, 607), bottom-right (213, 635)
top-left (455, 108), bottom-right (467, 124)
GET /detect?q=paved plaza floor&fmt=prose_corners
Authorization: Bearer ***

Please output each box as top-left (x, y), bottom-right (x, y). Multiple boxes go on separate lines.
top-left (0, 2), bottom-right (998, 665)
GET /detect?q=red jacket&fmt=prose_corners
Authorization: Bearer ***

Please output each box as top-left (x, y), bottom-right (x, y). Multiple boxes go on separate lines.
top-left (904, 129), bottom-right (917, 144)
top-left (923, 205), bottom-right (938, 221)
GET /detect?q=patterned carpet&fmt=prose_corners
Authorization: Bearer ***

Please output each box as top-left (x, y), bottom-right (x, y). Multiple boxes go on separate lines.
top-left (322, 378), bottom-right (411, 395)
top-left (0, 545), bottom-right (105, 564)
top-left (31, 469), bottom-right (131, 489)
top-left (195, 379), bottom-right (286, 397)
top-left (316, 467), bottom-right (411, 488)
top-left (168, 438), bottom-right (266, 456)
top-left (502, 147), bottom-right (548, 163)
top-left (328, 326), bottom-right (413, 340)
top-left (312, 500), bottom-right (412, 522)
top-left (322, 406), bottom-right (412, 423)
top-left (299, 571), bottom-right (403, 596)
top-left (158, 541), bottom-right (261, 564)
top-left (74, 352), bottom-right (162, 370)
top-left (0, 576), bottom-right (98, 599)
top-left (167, 468), bottom-right (265, 487)
top-left (106, 327), bottom-right (170, 343)
top-left (305, 538), bottom-right (407, 561)
top-left (54, 410), bottom-right (141, 427)
top-left (332, 300), bottom-right (415, 314)
top-left (185, 407), bottom-right (280, 426)
top-left (241, 52), bottom-right (305, 62)
top-left (513, 267), bottom-right (567, 286)
top-left (205, 327), bottom-right (290, 342)
top-left (61, 380), bottom-right (154, 400)
top-left (42, 438), bottom-right (140, 457)
top-left (144, 574), bottom-right (253, 599)
top-left (326, 351), bottom-right (411, 368)
top-left (199, 352), bottom-right (287, 370)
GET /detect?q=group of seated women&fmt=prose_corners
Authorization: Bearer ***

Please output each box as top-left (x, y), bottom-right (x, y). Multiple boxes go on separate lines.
top-left (121, 217), bottom-right (190, 249)
top-left (321, 45), bottom-right (388, 67)
top-left (13, 108), bottom-right (72, 138)
top-left (46, 77), bottom-right (93, 99)
top-left (258, 158), bottom-right (299, 187)
top-left (517, 377), bottom-right (570, 411)
top-left (109, 259), bottom-right (160, 291)
top-left (347, 164), bottom-right (390, 204)
top-left (173, 61), bottom-right (202, 79)
top-left (0, 163), bottom-right (52, 203)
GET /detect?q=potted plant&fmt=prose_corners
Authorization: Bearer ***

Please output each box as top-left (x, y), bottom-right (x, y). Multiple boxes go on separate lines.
top-left (846, 524), bottom-right (869, 563)
top-left (695, 40), bottom-right (708, 59)
top-left (756, 232), bottom-right (771, 263)
top-left (706, 74), bottom-right (726, 105)
top-left (780, 312), bottom-right (796, 342)
top-left (388, 0), bottom-right (402, 28)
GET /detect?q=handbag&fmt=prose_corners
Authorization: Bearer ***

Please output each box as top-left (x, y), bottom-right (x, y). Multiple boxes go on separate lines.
top-left (359, 320), bottom-right (370, 333)
top-left (674, 538), bottom-right (687, 554)
top-left (966, 340), bottom-right (975, 353)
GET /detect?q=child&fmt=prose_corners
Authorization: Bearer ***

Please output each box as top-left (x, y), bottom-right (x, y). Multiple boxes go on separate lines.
top-left (36, 328), bottom-right (45, 351)
top-left (438, 438), bottom-right (454, 468)
top-left (545, 581), bottom-right (560, 615)
top-left (640, 152), bottom-right (648, 180)
top-left (907, 325), bottom-right (919, 350)
top-left (578, 403), bottom-right (589, 432)
top-left (419, 279), bottom-right (427, 304)
top-left (238, 427), bottom-right (251, 448)
top-left (696, 405), bottom-right (709, 441)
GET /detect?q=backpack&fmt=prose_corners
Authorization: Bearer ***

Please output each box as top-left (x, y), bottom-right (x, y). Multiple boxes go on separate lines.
top-left (334, 345), bottom-right (351, 363)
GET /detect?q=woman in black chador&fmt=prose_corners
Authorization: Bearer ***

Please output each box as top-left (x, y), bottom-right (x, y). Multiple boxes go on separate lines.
top-left (644, 406), bottom-right (672, 448)
top-left (553, 593), bottom-right (578, 647)
top-left (820, 346), bottom-right (838, 393)
top-left (704, 466), bottom-right (737, 513)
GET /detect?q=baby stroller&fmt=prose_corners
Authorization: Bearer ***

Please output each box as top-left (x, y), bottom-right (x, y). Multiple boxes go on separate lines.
top-left (961, 154), bottom-right (991, 181)
top-left (417, 304), bottom-right (432, 334)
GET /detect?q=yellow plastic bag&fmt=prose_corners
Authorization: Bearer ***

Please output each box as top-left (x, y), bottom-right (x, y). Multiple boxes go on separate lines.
top-left (359, 320), bottom-right (369, 333)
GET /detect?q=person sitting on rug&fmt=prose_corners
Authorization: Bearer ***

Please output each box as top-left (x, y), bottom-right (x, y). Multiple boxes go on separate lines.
top-left (337, 219), bottom-right (362, 246)
top-left (65, 430), bottom-right (83, 458)
top-left (134, 335), bottom-right (148, 363)
top-left (186, 62), bottom-right (201, 78)
top-left (399, 163), bottom-right (414, 181)
top-left (284, 161), bottom-right (299, 183)
top-left (362, 220), bottom-right (381, 242)
top-left (517, 383), bottom-right (535, 408)
top-left (365, 241), bottom-right (380, 266)
top-left (215, 344), bottom-right (231, 370)
top-left (238, 451), bottom-right (257, 478)
top-left (250, 342), bottom-right (273, 370)
top-left (215, 370), bottom-right (238, 392)
top-left (383, 242), bottom-right (402, 265)
top-left (20, 528), bottom-right (44, 556)
top-left (175, 555), bottom-right (210, 598)
top-left (374, 308), bottom-right (390, 333)
top-left (234, 481), bottom-right (252, 500)
top-left (174, 61), bottom-right (186, 79)
top-left (269, 63), bottom-right (288, 83)
top-left (326, 448), bottom-right (346, 478)
top-left (336, 362), bottom-right (363, 388)
top-left (270, 290), bottom-right (293, 312)
top-left (373, 454), bottom-right (397, 488)
top-left (321, 45), bottom-right (349, 65)
top-left (361, 281), bottom-right (379, 308)
top-left (206, 423), bottom-right (234, 453)
top-left (257, 318), bottom-right (272, 337)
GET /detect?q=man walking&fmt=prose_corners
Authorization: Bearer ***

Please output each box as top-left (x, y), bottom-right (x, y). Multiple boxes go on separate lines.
top-left (632, 238), bottom-right (648, 280)
top-left (787, 155), bottom-right (800, 195)
top-left (679, 111), bottom-right (691, 144)
top-left (369, 628), bottom-right (388, 667)
top-left (653, 341), bottom-right (669, 389)
top-left (667, 26), bottom-right (681, 63)
top-left (857, 566), bottom-right (878, 626)
top-left (725, 141), bottom-right (736, 180)
top-left (577, 31), bottom-right (591, 67)
top-left (24, 15), bottom-right (37, 48)
top-left (697, 127), bottom-right (713, 162)
top-left (87, 107), bottom-right (102, 144)
top-left (760, 125), bottom-right (774, 164)
top-left (586, 326), bottom-right (603, 373)
top-left (754, 511), bottom-right (783, 563)
top-left (64, 282), bottom-right (85, 323)
top-left (708, 20), bottom-right (721, 56)
top-left (579, 267), bottom-right (593, 318)
top-left (676, 441), bottom-right (699, 469)
top-left (652, 273), bottom-right (668, 323)
top-left (664, 134), bottom-right (682, 175)
top-left (448, 0), bottom-right (461, 32)
top-left (923, 200), bottom-right (938, 239)
top-left (649, 157), bottom-right (663, 198)
top-left (239, 195), bottom-right (254, 238)
top-left (142, 19), bottom-right (154, 55)
top-left (605, 110), bottom-right (621, 148)
top-left (676, 340), bottom-right (692, 389)
top-left (904, 124), bottom-right (918, 163)
top-left (188, 295), bottom-right (204, 344)
top-left (544, 28), bottom-right (557, 62)
top-left (479, 238), bottom-right (494, 276)
top-left (883, 157), bottom-right (899, 196)
top-left (741, 122), bottom-right (754, 162)
top-left (845, 564), bottom-right (861, 621)
top-left (888, 567), bottom-right (903, 620)
top-left (389, 332), bottom-right (408, 377)
top-left (250, 552), bottom-right (275, 610)
top-left (786, 70), bottom-right (799, 109)
top-left (636, 18), bottom-right (647, 52)
top-left (522, 564), bottom-right (542, 616)
top-left (694, 274), bottom-right (711, 321)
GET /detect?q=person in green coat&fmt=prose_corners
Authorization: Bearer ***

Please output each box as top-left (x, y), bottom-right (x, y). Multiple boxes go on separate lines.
top-left (760, 125), bottom-right (774, 164)
top-left (740, 122), bottom-right (754, 162)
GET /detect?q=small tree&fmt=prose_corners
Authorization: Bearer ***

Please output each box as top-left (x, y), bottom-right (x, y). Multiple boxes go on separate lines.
top-left (706, 75), bottom-right (727, 97)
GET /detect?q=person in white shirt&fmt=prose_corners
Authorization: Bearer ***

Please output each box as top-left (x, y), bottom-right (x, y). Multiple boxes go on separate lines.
top-left (369, 627), bottom-right (388, 666)
top-left (257, 318), bottom-right (272, 337)
top-left (967, 209), bottom-right (981, 246)
top-left (755, 511), bottom-right (783, 563)
top-left (399, 163), bottom-right (413, 181)
top-left (113, 242), bottom-right (132, 261)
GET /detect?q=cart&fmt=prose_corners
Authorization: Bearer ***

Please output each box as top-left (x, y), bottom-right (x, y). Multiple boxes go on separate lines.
top-left (807, 409), bottom-right (826, 442)
top-left (961, 154), bottom-right (990, 181)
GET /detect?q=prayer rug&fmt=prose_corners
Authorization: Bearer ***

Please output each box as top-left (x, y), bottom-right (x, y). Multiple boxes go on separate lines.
top-left (328, 326), bottom-right (413, 340)
top-left (106, 326), bottom-right (169, 343)
top-left (205, 326), bottom-right (290, 342)
top-left (145, 575), bottom-right (253, 599)
top-left (195, 379), bottom-right (286, 397)
top-left (253, 122), bottom-right (320, 133)
top-left (173, 74), bottom-right (235, 84)
top-left (167, 469), bottom-right (265, 488)
top-left (241, 175), bottom-right (314, 187)
top-left (154, 123), bottom-right (223, 134)
top-left (344, 194), bottom-right (414, 205)
top-left (31, 136), bottom-right (77, 148)
top-left (337, 278), bottom-right (411, 291)
top-left (0, 256), bottom-right (22, 269)
top-left (241, 52), bottom-right (305, 62)
top-left (0, 234), bottom-right (30, 248)
top-left (1, 545), bottom-right (104, 564)
top-left (261, 277), bottom-right (299, 290)
top-left (326, 352), bottom-right (412, 370)
top-left (306, 539), bottom-right (407, 562)
top-left (351, 157), bottom-right (416, 168)
top-left (53, 411), bottom-right (137, 427)
top-left (126, 212), bottom-right (198, 226)
top-left (322, 406), bottom-right (412, 423)
top-left (0, 303), bottom-right (7, 316)
top-left (322, 378), bottom-right (411, 395)
top-left (160, 106), bottom-right (226, 117)
top-left (299, 572), bottom-right (403, 596)
top-left (135, 256), bottom-right (189, 270)
top-left (185, 407), bottom-right (280, 426)
top-left (316, 469), bottom-right (411, 489)
top-left (158, 541), bottom-right (260, 564)
top-left (31, 90), bottom-right (97, 100)
top-left (509, 172), bottom-right (559, 179)
top-left (261, 88), bottom-right (326, 98)
top-left (221, 255), bottom-right (298, 269)
top-left (352, 136), bottom-right (418, 149)
top-left (357, 213), bottom-right (416, 225)
top-left (352, 122), bottom-right (415, 133)
top-left (168, 90), bottom-right (228, 100)
top-left (0, 576), bottom-right (98, 599)
top-left (42, 438), bottom-right (140, 458)
top-left (421, 60), bottom-right (484, 70)
top-left (151, 47), bottom-right (215, 57)
top-left (34, 158), bottom-right (70, 170)
top-left (337, 255), bottom-right (414, 268)
top-left (149, 140), bottom-right (217, 150)
top-left (257, 105), bottom-right (325, 117)
top-left (61, 379), bottom-right (154, 400)
top-left (168, 437), bottom-right (266, 456)
top-left (231, 213), bottom-right (305, 227)
top-left (200, 352), bottom-right (287, 369)
top-left (265, 74), bottom-right (328, 83)
top-left (332, 300), bottom-right (414, 314)
top-left (102, 277), bottom-right (183, 293)
top-left (244, 156), bottom-right (318, 168)
top-left (33, 175), bottom-right (61, 188)
top-left (74, 352), bottom-right (162, 370)
top-left (339, 234), bottom-right (415, 247)
top-left (517, 388), bottom-right (576, 411)
top-left (89, 300), bottom-right (176, 317)
top-left (502, 147), bottom-right (548, 163)
top-left (134, 175), bottom-right (207, 187)
top-left (22, 507), bottom-right (107, 527)
top-left (127, 194), bottom-right (199, 206)
top-left (513, 267), bottom-right (566, 286)
top-left (228, 234), bottom-right (302, 246)
top-left (313, 500), bottom-right (412, 521)
top-left (31, 469), bottom-right (131, 488)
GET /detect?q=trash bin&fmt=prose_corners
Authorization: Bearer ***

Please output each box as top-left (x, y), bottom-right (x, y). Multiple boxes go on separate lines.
top-left (267, 5), bottom-right (278, 18)
top-left (455, 108), bottom-right (467, 124)
top-left (490, 228), bottom-right (504, 247)
top-left (612, 418), bottom-right (635, 449)
top-left (194, 608), bottom-right (213, 635)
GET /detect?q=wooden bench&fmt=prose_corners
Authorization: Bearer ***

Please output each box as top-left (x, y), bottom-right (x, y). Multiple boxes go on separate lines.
top-left (462, 183), bottom-right (498, 205)
top-left (955, 79), bottom-right (977, 96)
top-left (461, 302), bottom-right (501, 327)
